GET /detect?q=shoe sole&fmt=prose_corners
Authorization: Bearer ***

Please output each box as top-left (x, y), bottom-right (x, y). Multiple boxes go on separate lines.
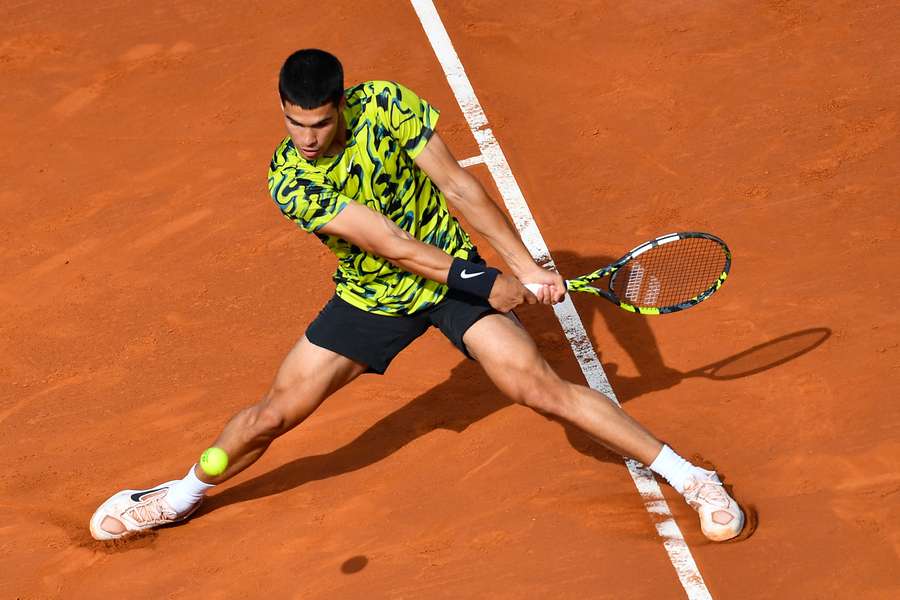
top-left (702, 509), bottom-right (745, 542)
top-left (717, 503), bottom-right (759, 544)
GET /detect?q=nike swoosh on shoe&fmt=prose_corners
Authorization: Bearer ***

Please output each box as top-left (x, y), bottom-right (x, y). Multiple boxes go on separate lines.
top-left (130, 487), bottom-right (168, 502)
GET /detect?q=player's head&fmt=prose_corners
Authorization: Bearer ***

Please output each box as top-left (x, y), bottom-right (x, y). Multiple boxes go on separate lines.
top-left (278, 49), bottom-right (345, 160)
top-left (279, 49), bottom-right (344, 109)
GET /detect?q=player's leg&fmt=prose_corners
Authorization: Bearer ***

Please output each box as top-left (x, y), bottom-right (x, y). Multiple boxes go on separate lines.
top-left (90, 294), bottom-right (432, 540)
top-left (199, 334), bottom-right (369, 482)
top-left (464, 313), bottom-right (662, 463)
top-left (90, 335), bottom-right (367, 540)
top-left (462, 313), bottom-right (745, 541)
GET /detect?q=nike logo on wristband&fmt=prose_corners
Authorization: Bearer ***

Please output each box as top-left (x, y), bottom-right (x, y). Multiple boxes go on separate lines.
top-left (459, 270), bottom-right (485, 279)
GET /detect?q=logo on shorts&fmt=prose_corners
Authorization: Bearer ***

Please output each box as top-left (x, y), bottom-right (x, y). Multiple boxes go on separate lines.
top-left (460, 270), bottom-right (484, 279)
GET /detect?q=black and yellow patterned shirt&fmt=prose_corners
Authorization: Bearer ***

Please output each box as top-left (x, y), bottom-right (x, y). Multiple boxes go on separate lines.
top-left (268, 81), bottom-right (474, 315)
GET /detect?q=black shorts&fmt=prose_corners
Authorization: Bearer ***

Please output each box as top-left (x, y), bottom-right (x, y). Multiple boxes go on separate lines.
top-left (306, 287), bottom-right (498, 375)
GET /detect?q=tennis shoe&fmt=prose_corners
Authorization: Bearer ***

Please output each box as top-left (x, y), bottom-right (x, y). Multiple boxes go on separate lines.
top-left (89, 480), bottom-right (200, 540)
top-left (682, 468), bottom-right (744, 541)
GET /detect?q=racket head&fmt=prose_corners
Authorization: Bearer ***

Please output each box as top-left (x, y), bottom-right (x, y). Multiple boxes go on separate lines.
top-left (574, 232), bottom-right (732, 315)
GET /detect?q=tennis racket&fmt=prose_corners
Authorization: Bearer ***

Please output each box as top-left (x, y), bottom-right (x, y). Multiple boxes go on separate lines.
top-left (525, 232), bottom-right (731, 315)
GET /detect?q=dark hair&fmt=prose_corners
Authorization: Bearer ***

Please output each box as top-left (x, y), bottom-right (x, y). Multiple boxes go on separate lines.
top-left (278, 49), bottom-right (344, 109)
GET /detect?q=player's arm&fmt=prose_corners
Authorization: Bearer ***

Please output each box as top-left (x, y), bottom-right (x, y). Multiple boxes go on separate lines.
top-left (317, 202), bottom-right (534, 312)
top-left (413, 132), bottom-right (565, 304)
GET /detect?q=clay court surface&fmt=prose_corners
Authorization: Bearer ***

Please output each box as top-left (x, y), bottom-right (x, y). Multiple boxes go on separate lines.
top-left (2, 1), bottom-right (898, 597)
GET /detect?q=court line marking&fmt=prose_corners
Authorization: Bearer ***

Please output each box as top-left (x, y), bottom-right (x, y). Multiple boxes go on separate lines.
top-left (410, 2), bottom-right (713, 598)
top-left (458, 154), bottom-right (485, 168)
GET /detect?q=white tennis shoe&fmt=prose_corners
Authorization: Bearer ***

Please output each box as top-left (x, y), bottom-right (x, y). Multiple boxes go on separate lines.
top-left (90, 480), bottom-right (201, 541)
top-left (682, 468), bottom-right (745, 541)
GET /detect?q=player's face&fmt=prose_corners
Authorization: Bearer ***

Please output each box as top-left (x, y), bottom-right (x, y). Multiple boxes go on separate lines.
top-left (281, 99), bottom-right (344, 160)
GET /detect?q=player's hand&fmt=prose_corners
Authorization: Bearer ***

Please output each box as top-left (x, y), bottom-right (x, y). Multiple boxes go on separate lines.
top-left (488, 273), bottom-right (537, 312)
top-left (515, 265), bottom-right (566, 304)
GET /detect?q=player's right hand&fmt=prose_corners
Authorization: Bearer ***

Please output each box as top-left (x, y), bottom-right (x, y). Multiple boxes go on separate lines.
top-left (488, 273), bottom-right (537, 312)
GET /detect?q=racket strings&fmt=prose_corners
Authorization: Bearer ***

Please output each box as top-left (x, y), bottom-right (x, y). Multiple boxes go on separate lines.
top-left (611, 237), bottom-right (726, 308)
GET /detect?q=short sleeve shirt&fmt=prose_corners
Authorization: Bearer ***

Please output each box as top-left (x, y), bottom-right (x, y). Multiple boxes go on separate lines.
top-left (268, 81), bottom-right (474, 315)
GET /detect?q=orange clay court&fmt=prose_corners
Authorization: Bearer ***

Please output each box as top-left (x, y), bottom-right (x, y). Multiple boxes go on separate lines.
top-left (1, 1), bottom-right (898, 598)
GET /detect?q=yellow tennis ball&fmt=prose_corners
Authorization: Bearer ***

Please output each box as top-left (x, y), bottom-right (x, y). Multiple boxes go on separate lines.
top-left (200, 447), bottom-right (229, 476)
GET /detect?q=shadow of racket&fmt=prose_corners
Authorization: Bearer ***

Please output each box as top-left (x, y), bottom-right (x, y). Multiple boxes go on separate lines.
top-left (600, 327), bottom-right (833, 403)
top-left (680, 327), bottom-right (831, 380)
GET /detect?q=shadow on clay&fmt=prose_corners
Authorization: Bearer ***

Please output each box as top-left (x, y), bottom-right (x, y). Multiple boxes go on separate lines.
top-left (340, 555), bottom-right (368, 574)
top-left (201, 358), bottom-right (528, 512)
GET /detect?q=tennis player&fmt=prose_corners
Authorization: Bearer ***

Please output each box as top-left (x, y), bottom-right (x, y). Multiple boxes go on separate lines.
top-left (90, 49), bottom-right (744, 542)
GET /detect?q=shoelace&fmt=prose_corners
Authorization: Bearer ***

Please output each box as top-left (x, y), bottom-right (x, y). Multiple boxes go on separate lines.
top-left (685, 474), bottom-right (729, 508)
top-left (127, 494), bottom-right (176, 525)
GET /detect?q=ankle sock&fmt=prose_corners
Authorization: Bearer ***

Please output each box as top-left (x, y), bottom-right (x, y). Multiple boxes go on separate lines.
top-left (166, 465), bottom-right (215, 513)
top-left (649, 445), bottom-right (696, 494)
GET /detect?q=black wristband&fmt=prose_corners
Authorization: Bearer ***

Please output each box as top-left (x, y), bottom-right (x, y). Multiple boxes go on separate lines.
top-left (447, 258), bottom-right (500, 299)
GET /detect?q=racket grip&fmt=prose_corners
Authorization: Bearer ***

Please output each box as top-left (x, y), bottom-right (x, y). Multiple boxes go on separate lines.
top-left (524, 282), bottom-right (568, 295)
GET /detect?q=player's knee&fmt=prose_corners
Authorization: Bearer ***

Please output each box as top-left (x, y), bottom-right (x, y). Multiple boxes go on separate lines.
top-left (516, 376), bottom-right (569, 416)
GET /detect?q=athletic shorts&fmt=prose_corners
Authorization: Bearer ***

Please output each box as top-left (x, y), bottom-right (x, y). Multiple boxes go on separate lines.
top-left (306, 285), bottom-right (498, 375)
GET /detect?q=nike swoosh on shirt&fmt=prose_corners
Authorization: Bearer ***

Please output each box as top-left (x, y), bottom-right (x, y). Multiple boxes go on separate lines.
top-left (460, 270), bottom-right (484, 279)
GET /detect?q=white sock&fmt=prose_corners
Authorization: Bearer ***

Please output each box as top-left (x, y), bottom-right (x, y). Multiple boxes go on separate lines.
top-left (166, 465), bottom-right (215, 513)
top-left (649, 445), bottom-right (697, 494)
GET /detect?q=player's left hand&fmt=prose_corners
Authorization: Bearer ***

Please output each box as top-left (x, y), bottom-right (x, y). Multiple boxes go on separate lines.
top-left (515, 265), bottom-right (566, 304)
top-left (488, 273), bottom-right (537, 312)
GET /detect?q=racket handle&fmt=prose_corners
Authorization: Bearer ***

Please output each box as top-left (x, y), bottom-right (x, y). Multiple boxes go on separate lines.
top-left (524, 282), bottom-right (568, 295)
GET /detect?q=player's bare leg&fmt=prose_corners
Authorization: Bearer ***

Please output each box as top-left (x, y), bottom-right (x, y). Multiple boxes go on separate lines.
top-left (463, 313), bottom-right (662, 464)
top-left (196, 336), bottom-right (368, 484)
top-left (463, 313), bottom-right (745, 541)
top-left (90, 336), bottom-right (367, 540)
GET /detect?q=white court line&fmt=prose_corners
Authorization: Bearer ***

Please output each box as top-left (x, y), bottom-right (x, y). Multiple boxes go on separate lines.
top-left (458, 154), bottom-right (485, 168)
top-left (409, 2), bottom-right (713, 599)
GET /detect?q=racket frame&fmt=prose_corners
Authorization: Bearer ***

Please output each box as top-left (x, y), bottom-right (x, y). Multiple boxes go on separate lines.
top-left (568, 231), bottom-right (731, 315)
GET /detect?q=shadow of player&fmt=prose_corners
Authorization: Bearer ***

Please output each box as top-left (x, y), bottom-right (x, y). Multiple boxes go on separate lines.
top-left (202, 357), bottom-right (528, 513)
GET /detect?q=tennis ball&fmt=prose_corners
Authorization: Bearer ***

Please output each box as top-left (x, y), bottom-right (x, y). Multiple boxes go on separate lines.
top-left (199, 447), bottom-right (229, 476)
